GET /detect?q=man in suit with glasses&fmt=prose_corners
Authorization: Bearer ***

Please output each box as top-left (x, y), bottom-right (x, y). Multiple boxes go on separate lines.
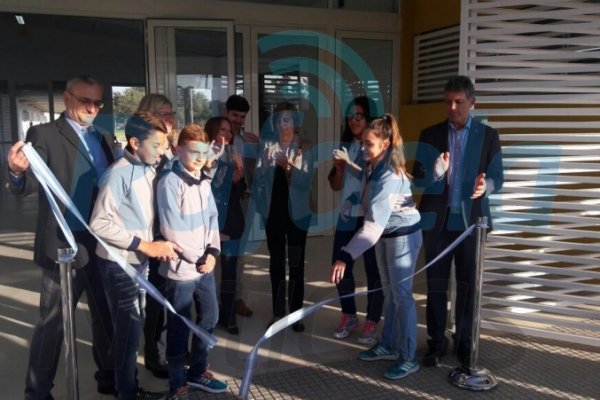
top-left (7, 75), bottom-right (117, 399)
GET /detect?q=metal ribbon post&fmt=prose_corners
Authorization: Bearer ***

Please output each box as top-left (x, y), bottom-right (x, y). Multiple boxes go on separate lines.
top-left (58, 248), bottom-right (80, 400)
top-left (449, 216), bottom-right (498, 391)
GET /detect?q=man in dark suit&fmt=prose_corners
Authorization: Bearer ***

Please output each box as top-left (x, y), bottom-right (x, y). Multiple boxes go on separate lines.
top-left (412, 75), bottom-right (503, 368)
top-left (7, 76), bottom-right (116, 399)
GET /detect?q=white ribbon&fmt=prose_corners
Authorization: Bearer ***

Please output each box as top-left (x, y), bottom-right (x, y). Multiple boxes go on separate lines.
top-left (22, 143), bottom-right (217, 348)
top-left (239, 223), bottom-right (479, 399)
top-left (20, 142), bottom-right (487, 394)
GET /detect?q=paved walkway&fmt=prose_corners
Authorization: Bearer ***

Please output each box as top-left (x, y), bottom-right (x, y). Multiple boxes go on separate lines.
top-left (0, 190), bottom-right (598, 399)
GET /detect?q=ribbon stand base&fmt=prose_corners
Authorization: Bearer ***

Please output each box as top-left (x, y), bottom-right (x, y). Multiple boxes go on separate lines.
top-left (449, 366), bottom-right (498, 391)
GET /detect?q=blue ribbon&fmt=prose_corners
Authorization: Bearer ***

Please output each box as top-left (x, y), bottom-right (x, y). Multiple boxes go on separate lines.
top-left (21, 143), bottom-right (217, 348)
top-left (239, 223), bottom-right (479, 399)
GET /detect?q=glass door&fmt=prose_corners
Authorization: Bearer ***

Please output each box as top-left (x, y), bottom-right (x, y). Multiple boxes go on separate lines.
top-left (147, 20), bottom-right (235, 126)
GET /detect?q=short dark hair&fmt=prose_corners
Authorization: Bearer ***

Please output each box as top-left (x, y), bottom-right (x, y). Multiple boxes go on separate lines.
top-left (125, 111), bottom-right (166, 145)
top-left (444, 75), bottom-right (475, 99)
top-left (225, 95), bottom-right (250, 112)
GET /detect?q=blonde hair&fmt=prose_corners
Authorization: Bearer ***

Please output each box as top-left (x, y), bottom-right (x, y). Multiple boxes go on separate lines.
top-left (136, 93), bottom-right (172, 114)
top-left (136, 93), bottom-right (177, 144)
top-left (365, 113), bottom-right (406, 175)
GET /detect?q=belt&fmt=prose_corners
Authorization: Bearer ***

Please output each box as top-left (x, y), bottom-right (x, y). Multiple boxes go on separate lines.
top-left (381, 224), bottom-right (421, 238)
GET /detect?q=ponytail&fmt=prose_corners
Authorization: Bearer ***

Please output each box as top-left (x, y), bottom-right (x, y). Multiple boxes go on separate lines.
top-left (366, 113), bottom-right (407, 175)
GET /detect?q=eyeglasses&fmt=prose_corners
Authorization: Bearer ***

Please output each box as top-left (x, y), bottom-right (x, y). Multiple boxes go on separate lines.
top-left (155, 111), bottom-right (176, 119)
top-left (68, 91), bottom-right (104, 109)
top-left (347, 113), bottom-right (365, 121)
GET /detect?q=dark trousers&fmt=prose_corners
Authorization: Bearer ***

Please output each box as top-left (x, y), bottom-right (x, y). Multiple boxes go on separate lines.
top-left (99, 260), bottom-right (147, 400)
top-left (424, 213), bottom-right (477, 362)
top-left (265, 215), bottom-right (308, 317)
top-left (143, 258), bottom-right (166, 365)
top-left (219, 239), bottom-right (240, 327)
top-left (332, 217), bottom-right (383, 322)
top-left (25, 253), bottom-right (114, 400)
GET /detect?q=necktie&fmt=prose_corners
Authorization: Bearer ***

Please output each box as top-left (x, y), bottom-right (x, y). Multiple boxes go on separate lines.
top-left (83, 127), bottom-right (96, 162)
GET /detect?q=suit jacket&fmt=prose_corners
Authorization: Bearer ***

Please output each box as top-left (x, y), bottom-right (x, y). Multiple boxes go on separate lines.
top-left (7, 114), bottom-right (116, 268)
top-left (412, 118), bottom-right (503, 232)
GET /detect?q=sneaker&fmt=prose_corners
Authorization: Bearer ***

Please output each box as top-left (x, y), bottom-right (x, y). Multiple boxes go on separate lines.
top-left (358, 343), bottom-right (400, 361)
top-left (384, 359), bottom-right (420, 380)
top-left (333, 314), bottom-right (359, 339)
top-left (136, 387), bottom-right (167, 400)
top-left (188, 371), bottom-right (228, 393)
top-left (357, 320), bottom-right (377, 344)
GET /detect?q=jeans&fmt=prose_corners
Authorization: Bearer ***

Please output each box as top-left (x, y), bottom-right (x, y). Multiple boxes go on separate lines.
top-left (99, 259), bottom-right (148, 400)
top-left (25, 252), bottom-right (114, 400)
top-left (332, 216), bottom-right (383, 321)
top-left (166, 273), bottom-right (218, 392)
top-left (375, 230), bottom-right (422, 362)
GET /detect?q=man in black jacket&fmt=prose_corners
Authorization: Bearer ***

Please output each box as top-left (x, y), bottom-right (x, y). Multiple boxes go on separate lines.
top-left (412, 75), bottom-right (503, 368)
top-left (6, 76), bottom-right (117, 399)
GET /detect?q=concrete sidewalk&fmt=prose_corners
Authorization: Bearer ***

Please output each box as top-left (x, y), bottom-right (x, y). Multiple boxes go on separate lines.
top-left (0, 191), bottom-right (598, 399)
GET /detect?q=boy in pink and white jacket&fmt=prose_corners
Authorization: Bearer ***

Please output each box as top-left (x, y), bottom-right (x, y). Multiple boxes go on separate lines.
top-left (156, 124), bottom-right (228, 398)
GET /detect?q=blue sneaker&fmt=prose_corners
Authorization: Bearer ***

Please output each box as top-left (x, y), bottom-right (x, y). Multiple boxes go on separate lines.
top-left (358, 343), bottom-right (400, 361)
top-left (187, 371), bottom-right (228, 393)
top-left (384, 359), bottom-right (420, 379)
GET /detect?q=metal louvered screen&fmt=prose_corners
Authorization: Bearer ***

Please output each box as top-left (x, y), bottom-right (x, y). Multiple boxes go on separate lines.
top-left (413, 25), bottom-right (460, 103)
top-left (461, 0), bottom-right (600, 346)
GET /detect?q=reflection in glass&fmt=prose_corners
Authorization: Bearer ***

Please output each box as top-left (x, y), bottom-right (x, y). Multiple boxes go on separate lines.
top-left (112, 86), bottom-right (146, 143)
top-left (340, 37), bottom-right (393, 115)
top-left (16, 84), bottom-right (50, 141)
top-left (173, 28), bottom-right (228, 126)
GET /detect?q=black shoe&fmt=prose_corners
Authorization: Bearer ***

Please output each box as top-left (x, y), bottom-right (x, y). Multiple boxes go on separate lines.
top-left (267, 316), bottom-right (283, 329)
top-left (217, 319), bottom-right (240, 335)
top-left (218, 322), bottom-right (240, 335)
top-left (291, 322), bottom-right (305, 332)
top-left (136, 387), bottom-right (166, 400)
top-left (235, 298), bottom-right (254, 317)
top-left (144, 360), bottom-right (169, 379)
top-left (422, 338), bottom-right (448, 367)
top-left (97, 382), bottom-right (117, 396)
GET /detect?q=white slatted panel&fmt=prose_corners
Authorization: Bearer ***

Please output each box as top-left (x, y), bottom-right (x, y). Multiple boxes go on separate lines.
top-left (461, 0), bottom-right (600, 346)
top-left (413, 25), bottom-right (460, 103)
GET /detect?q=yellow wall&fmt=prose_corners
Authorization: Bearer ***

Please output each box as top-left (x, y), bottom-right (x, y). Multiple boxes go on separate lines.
top-left (398, 0), bottom-right (461, 143)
